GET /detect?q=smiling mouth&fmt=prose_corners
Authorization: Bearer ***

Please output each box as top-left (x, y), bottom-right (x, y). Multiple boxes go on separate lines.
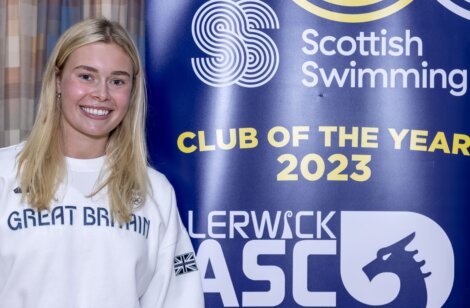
top-left (81, 106), bottom-right (110, 116)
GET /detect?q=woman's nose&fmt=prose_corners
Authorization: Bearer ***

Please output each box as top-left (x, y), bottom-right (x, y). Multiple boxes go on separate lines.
top-left (93, 81), bottom-right (110, 101)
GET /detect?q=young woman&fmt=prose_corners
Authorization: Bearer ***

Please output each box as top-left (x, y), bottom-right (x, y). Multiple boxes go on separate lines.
top-left (0, 18), bottom-right (204, 307)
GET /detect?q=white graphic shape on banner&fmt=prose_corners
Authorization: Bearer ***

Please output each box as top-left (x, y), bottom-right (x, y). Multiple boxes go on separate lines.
top-left (341, 211), bottom-right (454, 308)
top-left (192, 0), bottom-right (280, 87)
top-left (437, 0), bottom-right (470, 19)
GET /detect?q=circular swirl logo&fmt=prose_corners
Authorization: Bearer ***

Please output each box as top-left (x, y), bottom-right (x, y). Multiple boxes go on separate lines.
top-left (292, 0), bottom-right (414, 23)
top-left (191, 0), bottom-right (280, 87)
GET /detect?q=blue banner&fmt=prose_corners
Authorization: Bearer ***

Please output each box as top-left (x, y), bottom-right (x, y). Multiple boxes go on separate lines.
top-left (145, 1), bottom-right (469, 306)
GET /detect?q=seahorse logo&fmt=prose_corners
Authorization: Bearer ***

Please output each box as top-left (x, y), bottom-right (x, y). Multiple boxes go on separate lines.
top-left (292, 0), bottom-right (414, 23)
top-left (341, 211), bottom-right (454, 307)
top-left (191, 0), bottom-right (280, 87)
top-left (436, 0), bottom-right (470, 20)
top-left (363, 233), bottom-right (431, 307)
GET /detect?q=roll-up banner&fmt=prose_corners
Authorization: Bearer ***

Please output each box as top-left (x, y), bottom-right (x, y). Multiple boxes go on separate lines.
top-left (145, 1), bottom-right (469, 307)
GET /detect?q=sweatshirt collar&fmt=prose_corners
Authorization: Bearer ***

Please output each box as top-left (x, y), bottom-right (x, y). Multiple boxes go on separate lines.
top-left (65, 156), bottom-right (106, 172)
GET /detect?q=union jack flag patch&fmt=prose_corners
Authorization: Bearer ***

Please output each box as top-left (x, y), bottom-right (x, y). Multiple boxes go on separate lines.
top-left (174, 252), bottom-right (198, 276)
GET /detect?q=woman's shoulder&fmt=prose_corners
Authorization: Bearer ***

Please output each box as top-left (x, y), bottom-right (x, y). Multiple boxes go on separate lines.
top-left (0, 142), bottom-right (23, 164)
top-left (0, 143), bottom-right (24, 178)
top-left (147, 167), bottom-right (172, 189)
top-left (145, 167), bottom-right (180, 221)
top-left (146, 166), bottom-right (176, 200)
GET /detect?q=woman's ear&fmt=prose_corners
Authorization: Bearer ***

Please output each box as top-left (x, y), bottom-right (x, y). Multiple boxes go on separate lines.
top-left (55, 67), bottom-right (62, 93)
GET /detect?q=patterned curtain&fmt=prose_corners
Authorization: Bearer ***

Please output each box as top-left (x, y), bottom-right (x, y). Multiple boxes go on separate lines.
top-left (0, 0), bottom-right (145, 147)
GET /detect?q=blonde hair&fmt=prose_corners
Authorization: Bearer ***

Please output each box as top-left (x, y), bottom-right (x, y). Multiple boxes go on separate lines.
top-left (17, 18), bottom-right (148, 223)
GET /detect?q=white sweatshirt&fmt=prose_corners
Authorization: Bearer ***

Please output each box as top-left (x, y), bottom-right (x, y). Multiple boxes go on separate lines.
top-left (0, 143), bottom-right (204, 308)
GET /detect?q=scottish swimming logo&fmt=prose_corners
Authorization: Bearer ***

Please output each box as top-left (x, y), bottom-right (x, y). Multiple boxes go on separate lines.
top-left (292, 0), bottom-right (414, 23)
top-left (191, 0), bottom-right (280, 87)
top-left (437, 0), bottom-right (470, 20)
top-left (341, 211), bottom-right (454, 307)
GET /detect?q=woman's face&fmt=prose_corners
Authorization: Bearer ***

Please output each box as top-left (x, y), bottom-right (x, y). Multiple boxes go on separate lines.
top-left (56, 42), bottom-right (134, 150)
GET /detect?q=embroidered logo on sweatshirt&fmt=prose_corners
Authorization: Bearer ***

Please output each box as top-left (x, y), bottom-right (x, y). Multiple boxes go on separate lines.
top-left (13, 187), bottom-right (22, 194)
top-left (174, 252), bottom-right (198, 276)
top-left (13, 186), bottom-right (30, 194)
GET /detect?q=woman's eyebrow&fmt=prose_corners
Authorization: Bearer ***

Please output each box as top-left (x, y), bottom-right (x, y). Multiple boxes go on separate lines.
top-left (73, 65), bottom-right (131, 77)
top-left (111, 70), bottom-right (132, 78)
top-left (73, 65), bottom-right (98, 73)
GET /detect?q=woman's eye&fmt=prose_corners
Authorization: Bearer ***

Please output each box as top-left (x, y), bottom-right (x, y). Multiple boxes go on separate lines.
top-left (111, 79), bottom-right (125, 86)
top-left (79, 74), bottom-right (93, 81)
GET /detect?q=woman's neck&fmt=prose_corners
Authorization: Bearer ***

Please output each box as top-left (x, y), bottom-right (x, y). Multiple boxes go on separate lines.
top-left (61, 132), bottom-right (108, 159)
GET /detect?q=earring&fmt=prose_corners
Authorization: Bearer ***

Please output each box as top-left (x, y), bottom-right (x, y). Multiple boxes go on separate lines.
top-left (56, 93), bottom-right (62, 107)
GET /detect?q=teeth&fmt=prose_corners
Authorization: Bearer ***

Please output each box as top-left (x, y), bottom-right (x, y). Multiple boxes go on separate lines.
top-left (82, 107), bottom-right (110, 116)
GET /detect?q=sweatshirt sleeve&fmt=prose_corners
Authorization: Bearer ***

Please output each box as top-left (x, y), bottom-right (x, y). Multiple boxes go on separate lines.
top-left (140, 185), bottom-right (205, 308)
